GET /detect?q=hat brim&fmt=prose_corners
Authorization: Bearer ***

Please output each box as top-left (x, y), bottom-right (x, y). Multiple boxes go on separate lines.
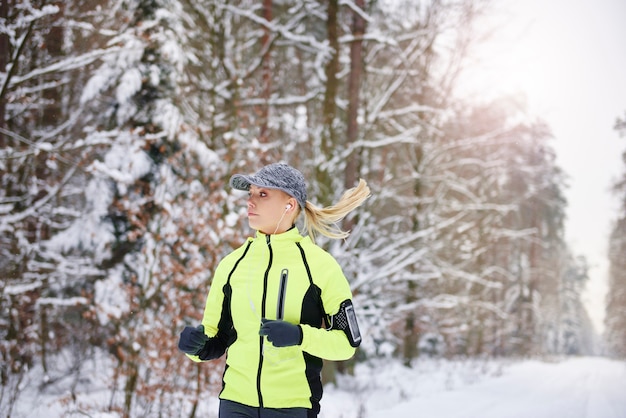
top-left (230, 174), bottom-right (254, 191)
top-left (229, 173), bottom-right (304, 208)
top-left (230, 174), bottom-right (286, 194)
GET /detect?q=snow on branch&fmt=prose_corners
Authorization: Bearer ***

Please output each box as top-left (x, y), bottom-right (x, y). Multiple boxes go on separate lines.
top-left (372, 103), bottom-right (440, 121)
top-left (219, 3), bottom-right (333, 54)
top-left (0, 163), bottom-right (79, 225)
top-left (440, 266), bottom-right (504, 289)
top-left (339, 0), bottom-right (372, 23)
top-left (9, 47), bottom-right (123, 87)
top-left (36, 297), bottom-right (89, 308)
top-left (4, 280), bottom-right (43, 295)
top-left (238, 90), bottom-right (321, 107)
top-left (492, 227), bottom-right (537, 239)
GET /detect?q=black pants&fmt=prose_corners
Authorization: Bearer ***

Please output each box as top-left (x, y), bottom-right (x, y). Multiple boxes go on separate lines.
top-left (219, 399), bottom-right (313, 418)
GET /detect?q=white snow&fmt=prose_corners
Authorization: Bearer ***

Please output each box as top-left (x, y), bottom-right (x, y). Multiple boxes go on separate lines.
top-left (94, 268), bottom-right (130, 323)
top-left (8, 355), bottom-right (625, 417)
top-left (321, 356), bottom-right (626, 418)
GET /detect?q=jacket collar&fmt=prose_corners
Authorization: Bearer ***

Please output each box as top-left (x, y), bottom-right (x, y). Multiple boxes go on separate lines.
top-left (255, 226), bottom-right (302, 244)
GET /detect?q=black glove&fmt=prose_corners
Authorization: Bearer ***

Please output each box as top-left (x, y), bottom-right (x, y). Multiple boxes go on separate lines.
top-left (178, 324), bottom-right (210, 355)
top-left (259, 319), bottom-right (302, 347)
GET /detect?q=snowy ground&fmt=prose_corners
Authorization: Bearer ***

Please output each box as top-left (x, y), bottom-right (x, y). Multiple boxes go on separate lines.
top-left (322, 356), bottom-right (626, 418)
top-left (8, 356), bottom-right (625, 417)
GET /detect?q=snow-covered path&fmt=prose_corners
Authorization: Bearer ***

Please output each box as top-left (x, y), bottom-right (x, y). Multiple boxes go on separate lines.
top-left (322, 357), bottom-right (626, 418)
top-left (366, 357), bottom-right (626, 418)
top-left (9, 354), bottom-right (624, 417)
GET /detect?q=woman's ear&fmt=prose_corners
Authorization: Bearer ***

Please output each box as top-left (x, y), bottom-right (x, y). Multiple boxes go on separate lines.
top-left (285, 198), bottom-right (297, 211)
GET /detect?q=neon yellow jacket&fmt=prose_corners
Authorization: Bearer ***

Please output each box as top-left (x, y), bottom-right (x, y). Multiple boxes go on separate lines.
top-left (186, 227), bottom-right (357, 410)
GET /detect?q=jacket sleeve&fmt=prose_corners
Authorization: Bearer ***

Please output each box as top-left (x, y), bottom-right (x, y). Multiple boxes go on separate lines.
top-left (300, 325), bottom-right (356, 360)
top-left (299, 252), bottom-right (358, 361)
top-left (185, 259), bottom-right (231, 363)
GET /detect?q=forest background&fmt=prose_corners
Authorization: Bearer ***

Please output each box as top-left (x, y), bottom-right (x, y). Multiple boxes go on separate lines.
top-left (1, 1), bottom-right (625, 417)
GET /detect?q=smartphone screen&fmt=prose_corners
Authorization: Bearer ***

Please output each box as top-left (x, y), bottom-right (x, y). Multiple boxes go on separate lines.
top-left (345, 304), bottom-right (361, 344)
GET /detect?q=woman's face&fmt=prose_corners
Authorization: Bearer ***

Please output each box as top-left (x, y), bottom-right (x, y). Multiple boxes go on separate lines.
top-left (247, 185), bottom-right (297, 235)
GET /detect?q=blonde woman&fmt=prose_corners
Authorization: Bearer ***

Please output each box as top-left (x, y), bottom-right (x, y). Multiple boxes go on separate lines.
top-left (178, 163), bottom-right (370, 418)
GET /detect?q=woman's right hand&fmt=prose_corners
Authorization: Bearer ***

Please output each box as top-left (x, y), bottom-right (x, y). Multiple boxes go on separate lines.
top-left (178, 324), bottom-right (210, 355)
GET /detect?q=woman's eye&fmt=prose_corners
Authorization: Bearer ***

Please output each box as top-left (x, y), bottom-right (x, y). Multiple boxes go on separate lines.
top-left (248, 191), bottom-right (267, 198)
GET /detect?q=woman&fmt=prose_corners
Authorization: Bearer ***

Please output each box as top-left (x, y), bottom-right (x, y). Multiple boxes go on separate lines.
top-left (178, 163), bottom-right (370, 418)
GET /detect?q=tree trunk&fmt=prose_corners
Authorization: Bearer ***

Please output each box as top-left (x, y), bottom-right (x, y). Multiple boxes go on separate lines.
top-left (321, 0), bottom-right (339, 156)
top-left (0, 0), bottom-right (8, 147)
top-left (344, 0), bottom-right (366, 193)
top-left (259, 0), bottom-right (273, 144)
top-left (123, 363), bottom-right (138, 418)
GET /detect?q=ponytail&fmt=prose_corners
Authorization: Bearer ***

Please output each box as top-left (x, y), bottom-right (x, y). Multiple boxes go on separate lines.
top-left (302, 179), bottom-right (370, 243)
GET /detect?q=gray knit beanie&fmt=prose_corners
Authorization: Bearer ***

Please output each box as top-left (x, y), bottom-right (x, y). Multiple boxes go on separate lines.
top-left (230, 163), bottom-right (308, 209)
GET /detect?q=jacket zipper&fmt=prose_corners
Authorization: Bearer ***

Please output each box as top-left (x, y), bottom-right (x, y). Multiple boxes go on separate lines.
top-left (256, 234), bottom-right (273, 408)
top-left (276, 269), bottom-right (288, 320)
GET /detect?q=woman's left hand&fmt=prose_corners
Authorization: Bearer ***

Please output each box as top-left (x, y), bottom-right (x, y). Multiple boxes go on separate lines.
top-left (259, 319), bottom-right (303, 347)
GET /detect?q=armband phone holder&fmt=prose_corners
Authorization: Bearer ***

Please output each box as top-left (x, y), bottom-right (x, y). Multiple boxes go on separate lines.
top-left (328, 299), bottom-right (362, 347)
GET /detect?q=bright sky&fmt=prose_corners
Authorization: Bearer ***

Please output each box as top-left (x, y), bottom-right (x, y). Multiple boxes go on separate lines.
top-left (460, 0), bottom-right (626, 333)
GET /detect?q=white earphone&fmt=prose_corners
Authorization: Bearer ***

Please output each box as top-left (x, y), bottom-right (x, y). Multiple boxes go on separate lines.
top-left (273, 203), bottom-right (293, 235)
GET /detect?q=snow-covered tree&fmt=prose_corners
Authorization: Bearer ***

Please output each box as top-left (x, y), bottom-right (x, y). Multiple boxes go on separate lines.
top-left (1, 0), bottom-right (598, 415)
top-left (605, 111), bottom-right (626, 358)
top-left (1, 2), bottom-right (120, 413)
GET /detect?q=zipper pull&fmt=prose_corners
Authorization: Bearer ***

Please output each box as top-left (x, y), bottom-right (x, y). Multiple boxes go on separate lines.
top-left (277, 269), bottom-right (288, 320)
